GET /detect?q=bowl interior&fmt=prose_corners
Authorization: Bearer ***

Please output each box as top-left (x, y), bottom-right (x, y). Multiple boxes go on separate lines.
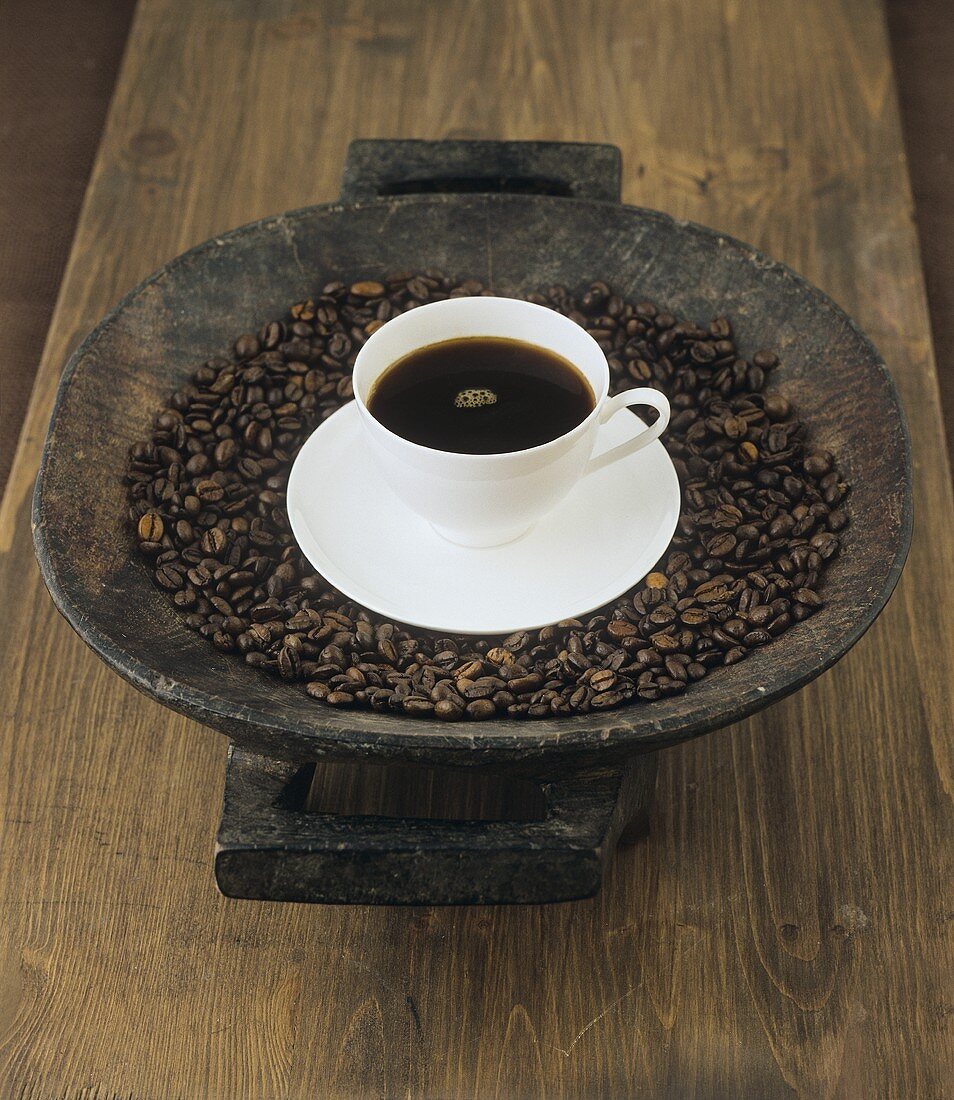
top-left (34, 193), bottom-right (911, 765)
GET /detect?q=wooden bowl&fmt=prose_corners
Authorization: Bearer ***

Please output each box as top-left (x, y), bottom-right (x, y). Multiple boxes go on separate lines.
top-left (34, 142), bottom-right (912, 774)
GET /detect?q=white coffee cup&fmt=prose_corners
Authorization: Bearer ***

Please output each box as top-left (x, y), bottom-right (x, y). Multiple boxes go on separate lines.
top-left (352, 296), bottom-right (671, 548)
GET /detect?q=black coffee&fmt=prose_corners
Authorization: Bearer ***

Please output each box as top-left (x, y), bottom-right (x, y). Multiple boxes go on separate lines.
top-left (367, 336), bottom-right (595, 453)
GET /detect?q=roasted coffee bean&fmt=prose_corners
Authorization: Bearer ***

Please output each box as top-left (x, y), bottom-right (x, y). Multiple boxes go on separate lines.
top-left (723, 415), bottom-right (747, 440)
top-left (591, 689), bottom-right (623, 709)
top-left (403, 697), bottom-right (435, 716)
top-left (461, 677), bottom-right (500, 700)
top-left (712, 504), bottom-right (743, 528)
top-left (590, 669), bottom-right (618, 692)
top-left (722, 618), bottom-right (747, 640)
top-left (769, 612), bottom-right (793, 634)
top-left (194, 478), bottom-right (224, 503)
top-left (234, 334), bottom-right (261, 359)
top-left (350, 281), bottom-right (386, 298)
top-left (769, 514), bottom-right (795, 539)
top-left (746, 604), bottom-right (773, 627)
top-left (707, 532), bottom-right (737, 558)
top-left (277, 646), bottom-right (301, 680)
top-left (325, 690), bottom-right (354, 707)
top-left (486, 647), bottom-right (515, 666)
top-left (214, 438), bottom-right (237, 468)
top-left (804, 451), bottom-right (833, 477)
top-left (155, 564), bottom-right (184, 590)
top-left (696, 584), bottom-right (730, 604)
top-left (290, 298), bottom-right (315, 321)
top-left (677, 607), bottom-right (707, 626)
top-left (793, 587), bottom-right (823, 608)
top-left (466, 699), bottom-right (496, 720)
top-left (201, 528), bottom-right (227, 556)
top-left (186, 564), bottom-right (211, 588)
top-left (173, 587), bottom-right (196, 609)
top-left (508, 673), bottom-right (543, 695)
top-left (649, 630), bottom-right (679, 651)
top-left (138, 512), bottom-right (164, 542)
top-left (435, 698), bottom-right (465, 721)
top-left (648, 605), bottom-right (676, 626)
top-left (764, 393), bottom-right (790, 421)
top-left (130, 273), bottom-right (847, 720)
top-left (607, 620), bottom-right (638, 639)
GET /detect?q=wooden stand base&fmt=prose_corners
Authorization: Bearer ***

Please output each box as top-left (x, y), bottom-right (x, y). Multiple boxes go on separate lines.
top-left (215, 747), bottom-right (657, 905)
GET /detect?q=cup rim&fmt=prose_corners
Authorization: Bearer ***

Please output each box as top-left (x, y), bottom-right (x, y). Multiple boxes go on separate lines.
top-left (351, 296), bottom-right (610, 461)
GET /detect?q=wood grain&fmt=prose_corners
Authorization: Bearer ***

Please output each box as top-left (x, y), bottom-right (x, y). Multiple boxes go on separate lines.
top-left (0, 0), bottom-right (137, 498)
top-left (0, 0), bottom-right (951, 1096)
top-left (887, 0), bottom-right (954, 463)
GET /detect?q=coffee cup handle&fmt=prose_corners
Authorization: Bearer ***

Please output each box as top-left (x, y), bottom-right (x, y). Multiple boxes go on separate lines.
top-left (584, 389), bottom-right (671, 477)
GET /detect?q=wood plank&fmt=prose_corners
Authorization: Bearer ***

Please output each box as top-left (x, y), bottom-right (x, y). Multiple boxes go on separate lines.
top-left (1, 0), bottom-right (951, 1096)
top-left (0, 0), bottom-right (137, 498)
top-left (886, 0), bottom-right (954, 462)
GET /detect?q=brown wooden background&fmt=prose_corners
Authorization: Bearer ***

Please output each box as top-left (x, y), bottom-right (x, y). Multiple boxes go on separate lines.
top-left (0, 1), bottom-right (951, 1096)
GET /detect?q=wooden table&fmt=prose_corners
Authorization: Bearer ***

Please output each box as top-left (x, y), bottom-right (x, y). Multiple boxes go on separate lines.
top-left (1, 1), bottom-right (950, 1095)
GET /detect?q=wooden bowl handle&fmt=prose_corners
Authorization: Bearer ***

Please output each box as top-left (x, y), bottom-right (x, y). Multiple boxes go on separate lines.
top-left (338, 138), bottom-right (621, 204)
top-left (215, 745), bottom-right (656, 905)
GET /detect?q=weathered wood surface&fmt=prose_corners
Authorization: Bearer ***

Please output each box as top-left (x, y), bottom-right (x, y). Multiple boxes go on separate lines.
top-left (0, 0), bottom-right (951, 1096)
top-left (887, 0), bottom-right (954, 463)
top-left (0, 0), bottom-right (136, 498)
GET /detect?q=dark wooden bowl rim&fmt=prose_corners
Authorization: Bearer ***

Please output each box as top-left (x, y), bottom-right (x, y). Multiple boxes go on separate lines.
top-left (33, 192), bottom-right (913, 767)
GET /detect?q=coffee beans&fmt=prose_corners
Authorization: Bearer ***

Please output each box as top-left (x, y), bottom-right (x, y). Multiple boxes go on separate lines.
top-left (435, 698), bottom-right (465, 721)
top-left (325, 691), bottom-right (354, 707)
top-left (127, 273), bottom-right (848, 722)
top-left (350, 280), bottom-right (386, 298)
top-left (155, 564), bottom-right (184, 590)
top-left (466, 699), bottom-right (497, 720)
top-left (137, 512), bottom-right (164, 542)
top-left (590, 669), bottom-right (618, 692)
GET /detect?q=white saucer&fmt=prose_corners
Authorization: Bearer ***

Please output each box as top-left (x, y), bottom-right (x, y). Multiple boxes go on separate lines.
top-left (287, 403), bottom-right (681, 635)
